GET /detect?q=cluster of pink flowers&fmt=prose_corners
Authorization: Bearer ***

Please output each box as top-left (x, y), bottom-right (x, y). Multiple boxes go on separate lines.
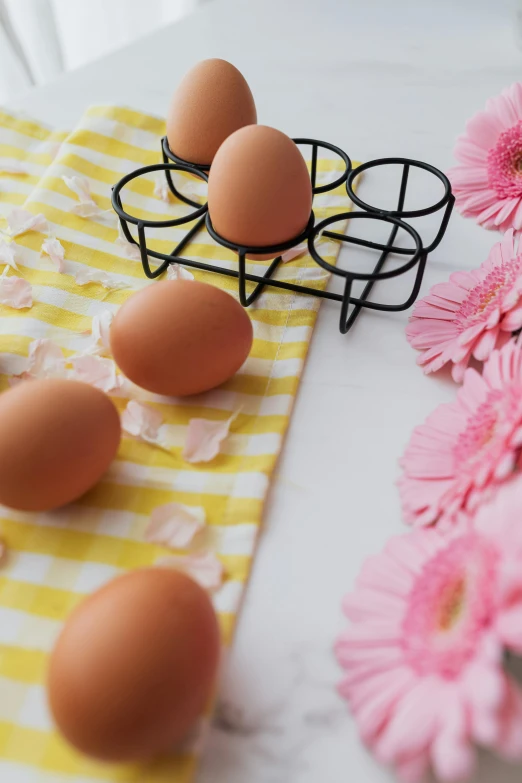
top-left (336, 83), bottom-right (522, 783)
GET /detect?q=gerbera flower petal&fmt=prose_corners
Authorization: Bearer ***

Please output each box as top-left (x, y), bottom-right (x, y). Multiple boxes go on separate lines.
top-left (449, 84), bottom-right (522, 233)
top-left (431, 729), bottom-right (476, 783)
top-left (507, 82), bottom-right (522, 117)
top-left (486, 93), bottom-right (519, 129)
top-left (454, 136), bottom-right (487, 165)
top-left (472, 325), bottom-right (500, 361)
top-left (400, 340), bottom-right (522, 526)
top-left (501, 305), bottom-right (522, 331)
top-left (495, 677), bottom-right (522, 760)
top-left (465, 111), bottom-right (504, 150)
top-left (336, 526), bottom-right (522, 781)
top-left (407, 231), bottom-right (522, 380)
top-left (375, 679), bottom-right (440, 763)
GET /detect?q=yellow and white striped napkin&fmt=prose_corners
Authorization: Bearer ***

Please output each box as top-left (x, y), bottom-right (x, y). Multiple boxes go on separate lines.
top-left (0, 104), bottom-right (356, 783)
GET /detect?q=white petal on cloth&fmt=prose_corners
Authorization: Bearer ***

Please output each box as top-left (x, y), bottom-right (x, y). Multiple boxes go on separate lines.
top-left (71, 202), bottom-right (114, 219)
top-left (62, 176), bottom-right (115, 222)
top-left (41, 237), bottom-right (65, 272)
top-left (121, 400), bottom-right (163, 441)
top-left (116, 223), bottom-right (142, 261)
top-left (62, 175), bottom-right (95, 204)
top-left (166, 263), bottom-right (194, 281)
top-left (0, 159), bottom-right (28, 175)
top-left (74, 267), bottom-right (131, 290)
top-left (281, 242), bottom-right (308, 263)
top-left (0, 275), bottom-right (32, 308)
top-left (18, 338), bottom-right (67, 379)
top-left (145, 503), bottom-right (206, 549)
top-left (5, 207), bottom-right (48, 237)
top-left (182, 412), bottom-right (240, 464)
top-left (153, 172), bottom-right (172, 203)
top-left (70, 355), bottom-right (122, 393)
top-left (0, 240), bottom-right (18, 270)
top-left (156, 552), bottom-right (224, 591)
top-left (90, 310), bottom-right (113, 355)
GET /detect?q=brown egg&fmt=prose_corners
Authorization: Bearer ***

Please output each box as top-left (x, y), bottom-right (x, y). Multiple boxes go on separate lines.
top-left (166, 58), bottom-right (257, 166)
top-left (0, 379), bottom-right (120, 511)
top-left (48, 568), bottom-right (220, 762)
top-left (110, 279), bottom-right (253, 397)
top-left (208, 125), bottom-right (313, 254)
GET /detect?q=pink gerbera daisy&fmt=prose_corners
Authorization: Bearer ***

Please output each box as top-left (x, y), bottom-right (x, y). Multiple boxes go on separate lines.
top-left (448, 82), bottom-right (522, 231)
top-left (398, 338), bottom-right (522, 527)
top-left (406, 230), bottom-right (522, 382)
top-left (335, 524), bottom-right (522, 782)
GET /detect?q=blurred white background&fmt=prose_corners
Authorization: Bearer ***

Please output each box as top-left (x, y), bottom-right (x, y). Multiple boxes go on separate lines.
top-left (0, 0), bottom-right (208, 103)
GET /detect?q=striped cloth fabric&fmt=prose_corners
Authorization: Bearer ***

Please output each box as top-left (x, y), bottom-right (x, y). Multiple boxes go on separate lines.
top-left (0, 105), bottom-right (356, 783)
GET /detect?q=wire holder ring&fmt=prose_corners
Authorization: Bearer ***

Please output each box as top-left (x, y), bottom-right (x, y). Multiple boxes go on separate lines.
top-left (111, 136), bottom-right (454, 335)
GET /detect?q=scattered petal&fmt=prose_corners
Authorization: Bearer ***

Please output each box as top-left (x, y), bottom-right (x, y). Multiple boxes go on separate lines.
top-left (182, 412), bottom-right (239, 464)
top-left (75, 267), bottom-right (130, 290)
top-left (154, 172), bottom-right (172, 203)
top-left (71, 202), bottom-right (106, 218)
top-left (0, 275), bottom-right (32, 308)
top-left (41, 237), bottom-right (65, 272)
top-left (121, 400), bottom-right (163, 440)
top-left (167, 263), bottom-right (194, 281)
top-left (62, 175), bottom-right (95, 205)
top-left (281, 242), bottom-right (308, 263)
top-left (0, 240), bottom-right (18, 270)
top-left (156, 552), bottom-right (223, 591)
top-left (70, 355), bottom-right (121, 393)
top-left (6, 207), bottom-right (48, 237)
top-left (115, 222), bottom-right (142, 261)
top-left (90, 310), bottom-right (113, 355)
top-left (145, 503), bottom-right (206, 549)
top-left (0, 159), bottom-right (28, 175)
top-left (11, 338), bottom-right (67, 383)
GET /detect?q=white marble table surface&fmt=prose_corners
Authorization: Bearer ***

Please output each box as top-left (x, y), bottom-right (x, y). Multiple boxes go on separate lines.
top-left (8, 0), bottom-right (522, 780)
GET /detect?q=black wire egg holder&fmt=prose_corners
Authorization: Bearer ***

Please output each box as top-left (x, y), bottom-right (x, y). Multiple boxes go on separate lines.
top-left (111, 136), bottom-right (454, 334)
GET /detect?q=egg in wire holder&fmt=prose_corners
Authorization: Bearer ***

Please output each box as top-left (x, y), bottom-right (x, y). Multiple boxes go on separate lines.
top-left (111, 136), bottom-right (454, 334)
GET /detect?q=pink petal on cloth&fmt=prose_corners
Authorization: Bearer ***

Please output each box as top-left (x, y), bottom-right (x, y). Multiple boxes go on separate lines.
top-left (27, 338), bottom-right (66, 377)
top-left (71, 202), bottom-right (107, 219)
top-left (90, 310), bottom-right (113, 354)
top-left (156, 551), bottom-right (223, 591)
top-left (0, 240), bottom-right (18, 270)
top-left (62, 175), bottom-right (95, 204)
top-left (145, 503), bottom-right (205, 549)
top-left (75, 267), bottom-right (130, 290)
top-left (153, 172), bottom-right (172, 203)
top-left (6, 207), bottom-right (48, 237)
top-left (70, 355), bottom-right (121, 393)
top-left (115, 223), bottom-right (142, 261)
top-left (166, 263), bottom-right (194, 281)
top-left (182, 412), bottom-right (239, 464)
top-left (0, 159), bottom-right (28, 175)
top-left (281, 242), bottom-right (308, 263)
top-left (41, 237), bottom-right (65, 272)
top-left (121, 400), bottom-right (163, 440)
